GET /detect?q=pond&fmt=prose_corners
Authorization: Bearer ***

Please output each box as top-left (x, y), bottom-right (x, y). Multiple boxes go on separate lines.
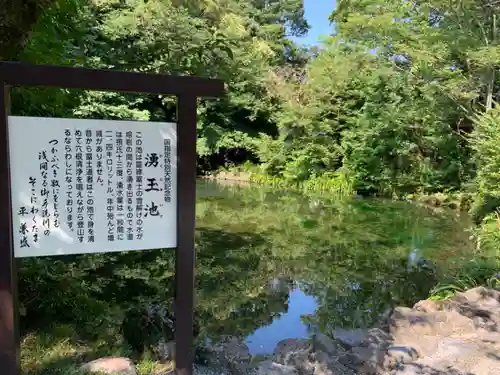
top-left (194, 181), bottom-right (473, 354)
top-left (19, 180), bottom-right (475, 364)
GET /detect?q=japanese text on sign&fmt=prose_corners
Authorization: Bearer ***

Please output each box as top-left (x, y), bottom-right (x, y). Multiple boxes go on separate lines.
top-left (8, 116), bottom-right (177, 258)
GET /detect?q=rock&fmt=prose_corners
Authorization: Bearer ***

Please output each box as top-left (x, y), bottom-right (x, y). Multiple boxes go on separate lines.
top-left (275, 338), bottom-right (311, 360)
top-left (390, 363), bottom-right (427, 374)
top-left (386, 346), bottom-right (419, 361)
top-left (447, 287), bottom-right (500, 332)
top-left (350, 345), bottom-right (386, 374)
top-left (332, 327), bottom-right (391, 349)
top-left (162, 365), bottom-right (230, 375)
top-left (313, 333), bottom-right (343, 355)
top-left (312, 350), bottom-right (355, 375)
top-left (253, 361), bottom-right (298, 375)
top-left (290, 353), bottom-right (315, 375)
top-left (245, 288), bottom-right (500, 375)
top-left (384, 346), bottom-right (419, 370)
top-left (457, 286), bottom-right (500, 304)
top-left (384, 287), bottom-right (500, 375)
top-left (204, 336), bottom-right (251, 374)
top-left (274, 338), bottom-right (313, 374)
top-left (250, 353), bottom-right (276, 364)
top-left (391, 306), bottom-right (475, 338)
top-left (412, 299), bottom-right (441, 313)
top-left (326, 328), bottom-right (391, 374)
top-left (332, 328), bottom-right (370, 348)
top-left (81, 357), bottom-right (137, 375)
top-left (364, 328), bottom-right (392, 349)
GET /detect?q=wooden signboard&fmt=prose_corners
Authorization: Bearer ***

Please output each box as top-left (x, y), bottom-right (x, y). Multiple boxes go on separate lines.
top-left (0, 61), bottom-right (224, 375)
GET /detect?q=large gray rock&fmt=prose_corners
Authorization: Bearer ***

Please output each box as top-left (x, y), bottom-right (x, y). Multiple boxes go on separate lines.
top-left (332, 328), bottom-right (370, 348)
top-left (81, 357), bottom-right (137, 375)
top-left (332, 328), bottom-right (391, 349)
top-left (313, 333), bottom-right (343, 354)
top-left (204, 336), bottom-right (251, 374)
top-left (275, 338), bottom-right (311, 359)
top-left (162, 365), bottom-right (230, 375)
top-left (311, 350), bottom-right (355, 375)
top-left (383, 287), bottom-right (500, 375)
top-left (253, 361), bottom-right (298, 375)
top-left (349, 344), bottom-right (386, 374)
top-left (274, 338), bottom-right (314, 374)
top-left (383, 346), bottom-right (419, 371)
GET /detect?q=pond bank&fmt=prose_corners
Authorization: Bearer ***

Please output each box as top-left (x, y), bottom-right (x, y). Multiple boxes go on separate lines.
top-left (201, 171), bottom-right (252, 183)
top-left (82, 286), bottom-right (500, 375)
top-left (202, 172), bottom-right (472, 211)
top-left (197, 286), bottom-right (500, 375)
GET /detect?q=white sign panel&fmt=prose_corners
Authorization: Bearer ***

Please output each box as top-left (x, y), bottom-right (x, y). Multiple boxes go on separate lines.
top-left (8, 116), bottom-right (177, 258)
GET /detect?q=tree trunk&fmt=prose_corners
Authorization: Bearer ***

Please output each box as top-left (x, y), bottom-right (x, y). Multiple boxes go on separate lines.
top-left (486, 14), bottom-right (497, 111)
top-left (0, 0), bottom-right (55, 61)
top-left (485, 68), bottom-right (495, 110)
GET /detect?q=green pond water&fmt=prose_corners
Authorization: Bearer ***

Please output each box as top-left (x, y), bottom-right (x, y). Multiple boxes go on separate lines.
top-left (19, 180), bottom-right (475, 357)
top-left (195, 181), bottom-right (473, 354)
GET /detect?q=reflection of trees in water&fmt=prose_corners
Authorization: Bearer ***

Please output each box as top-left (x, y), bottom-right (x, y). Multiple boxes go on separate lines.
top-left (18, 183), bottom-right (472, 349)
top-left (299, 263), bottom-right (439, 331)
top-left (195, 228), bottom-right (291, 339)
top-left (18, 224), bottom-right (291, 350)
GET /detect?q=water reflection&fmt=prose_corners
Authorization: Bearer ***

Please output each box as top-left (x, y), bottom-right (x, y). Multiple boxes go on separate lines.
top-left (194, 180), bottom-right (473, 342)
top-left (19, 180), bottom-right (475, 357)
top-left (245, 288), bottom-right (317, 354)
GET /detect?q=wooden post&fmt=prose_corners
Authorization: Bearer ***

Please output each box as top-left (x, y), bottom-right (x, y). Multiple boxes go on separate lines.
top-left (0, 85), bottom-right (19, 375)
top-left (175, 95), bottom-right (198, 375)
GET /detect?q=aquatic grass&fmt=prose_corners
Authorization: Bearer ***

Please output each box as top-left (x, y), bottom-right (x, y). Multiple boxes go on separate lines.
top-left (429, 256), bottom-right (500, 300)
top-left (249, 170), bottom-right (356, 198)
top-left (426, 212), bottom-right (500, 300)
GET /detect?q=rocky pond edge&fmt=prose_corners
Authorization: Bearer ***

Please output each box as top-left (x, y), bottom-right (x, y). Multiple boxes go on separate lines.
top-left (81, 286), bottom-right (500, 375)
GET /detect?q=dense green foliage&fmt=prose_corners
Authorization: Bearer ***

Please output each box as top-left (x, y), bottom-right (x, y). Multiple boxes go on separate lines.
top-left (8, 0), bottom-right (500, 201)
top-left (11, 0), bottom-right (500, 202)
top-left (3, 0), bottom-right (500, 372)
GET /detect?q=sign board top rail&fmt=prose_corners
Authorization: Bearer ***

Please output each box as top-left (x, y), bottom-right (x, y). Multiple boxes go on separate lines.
top-left (0, 62), bottom-right (225, 98)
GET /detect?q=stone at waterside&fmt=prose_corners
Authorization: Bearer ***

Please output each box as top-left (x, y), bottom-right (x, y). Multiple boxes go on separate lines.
top-left (203, 335), bottom-right (252, 374)
top-left (274, 338), bottom-right (314, 374)
top-left (163, 365), bottom-right (230, 375)
top-left (157, 287), bottom-right (500, 375)
top-left (272, 337), bottom-right (356, 375)
top-left (80, 357), bottom-right (137, 375)
top-left (385, 287), bottom-right (500, 375)
top-left (253, 361), bottom-right (299, 375)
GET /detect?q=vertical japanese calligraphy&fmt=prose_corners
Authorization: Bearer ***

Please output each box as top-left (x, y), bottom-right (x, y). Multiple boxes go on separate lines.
top-left (135, 132), bottom-right (144, 240)
top-left (164, 138), bottom-right (172, 203)
top-left (105, 130), bottom-right (115, 242)
top-left (50, 139), bottom-right (60, 230)
top-left (126, 131), bottom-right (134, 241)
top-left (75, 129), bottom-right (84, 243)
top-left (86, 130), bottom-right (95, 243)
top-left (8, 116), bottom-right (177, 258)
top-left (116, 131), bottom-right (124, 241)
top-left (64, 129), bottom-right (73, 232)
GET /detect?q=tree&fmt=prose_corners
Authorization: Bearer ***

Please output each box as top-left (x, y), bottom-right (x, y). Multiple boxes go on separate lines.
top-left (0, 0), bottom-right (56, 60)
